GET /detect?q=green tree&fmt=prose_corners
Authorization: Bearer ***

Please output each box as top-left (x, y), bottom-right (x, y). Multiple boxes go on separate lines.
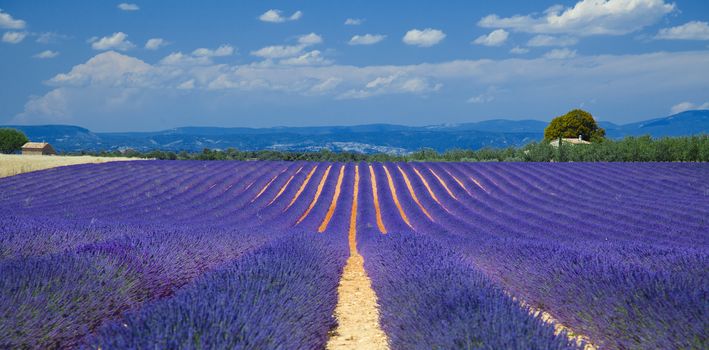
top-left (0, 128), bottom-right (29, 154)
top-left (544, 109), bottom-right (606, 142)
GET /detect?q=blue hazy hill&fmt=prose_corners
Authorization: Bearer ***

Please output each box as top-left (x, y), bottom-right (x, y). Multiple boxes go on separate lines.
top-left (2, 110), bottom-right (706, 154)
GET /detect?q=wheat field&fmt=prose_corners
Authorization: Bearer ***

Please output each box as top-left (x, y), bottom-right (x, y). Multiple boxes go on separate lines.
top-left (0, 154), bottom-right (140, 178)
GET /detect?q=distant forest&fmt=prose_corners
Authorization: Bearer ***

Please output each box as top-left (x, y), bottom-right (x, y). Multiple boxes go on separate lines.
top-left (71, 135), bottom-right (709, 162)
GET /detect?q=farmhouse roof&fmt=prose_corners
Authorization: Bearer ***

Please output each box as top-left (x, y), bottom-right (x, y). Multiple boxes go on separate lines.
top-left (22, 142), bottom-right (52, 149)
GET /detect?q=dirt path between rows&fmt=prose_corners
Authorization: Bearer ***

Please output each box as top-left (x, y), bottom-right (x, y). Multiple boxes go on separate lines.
top-left (327, 166), bottom-right (389, 350)
top-left (326, 253), bottom-right (389, 350)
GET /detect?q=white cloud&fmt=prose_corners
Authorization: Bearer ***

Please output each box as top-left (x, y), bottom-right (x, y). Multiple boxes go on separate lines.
top-left (33, 50), bottom-right (59, 59)
top-left (90, 32), bottom-right (135, 51)
top-left (341, 74), bottom-right (442, 99)
top-left (310, 77), bottom-right (342, 93)
top-left (280, 50), bottom-right (332, 66)
top-left (49, 51), bottom-right (151, 86)
top-left (468, 94), bottom-right (495, 104)
top-left (0, 9), bottom-right (26, 29)
top-left (366, 75), bottom-right (398, 89)
top-left (251, 33), bottom-right (323, 60)
top-left (510, 46), bottom-right (530, 54)
top-left (159, 52), bottom-right (211, 66)
top-left (467, 87), bottom-right (501, 103)
top-left (403, 28), bottom-right (446, 47)
top-left (36, 32), bottom-right (69, 44)
top-left (15, 50), bottom-right (709, 128)
top-left (2, 31), bottom-right (26, 44)
top-left (671, 101), bottom-right (709, 114)
top-left (251, 45), bottom-right (304, 59)
top-left (544, 48), bottom-right (577, 59)
top-left (349, 34), bottom-right (385, 45)
top-left (473, 29), bottom-right (509, 46)
top-left (345, 18), bottom-right (363, 25)
top-left (117, 3), bottom-right (139, 11)
top-left (192, 44), bottom-right (234, 57)
top-left (656, 21), bottom-right (709, 40)
top-left (259, 9), bottom-right (302, 23)
top-left (479, 0), bottom-right (675, 36)
top-left (145, 38), bottom-right (168, 50)
top-left (298, 33), bottom-right (323, 45)
top-left (527, 35), bottom-right (578, 47)
top-left (177, 79), bottom-right (195, 90)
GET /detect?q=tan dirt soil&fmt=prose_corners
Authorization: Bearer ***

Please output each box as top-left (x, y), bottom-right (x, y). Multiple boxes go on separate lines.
top-left (327, 165), bottom-right (389, 350)
top-left (326, 253), bottom-right (389, 350)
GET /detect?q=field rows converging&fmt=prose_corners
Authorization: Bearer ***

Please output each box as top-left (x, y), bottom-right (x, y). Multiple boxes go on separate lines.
top-left (0, 161), bottom-right (707, 349)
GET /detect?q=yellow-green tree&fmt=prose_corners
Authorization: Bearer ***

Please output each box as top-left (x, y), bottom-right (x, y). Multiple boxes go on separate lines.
top-left (544, 109), bottom-right (606, 141)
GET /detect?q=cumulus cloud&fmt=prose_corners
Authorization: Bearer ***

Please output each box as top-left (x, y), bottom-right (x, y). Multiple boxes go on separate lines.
top-left (49, 51), bottom-right (151, 86)
top-left (527, 35), bottom-right (578, 47)
top-left (344, 18), bottom-right (363, 25)
top-left (251, 45), bottom-right (304, 59)
top-left (159, 51), bottom-right (213, 66)
top-left (280, 50), bottom-right (332, 66)
top-left (544, 48), bottom-right (577, 59)
top-left (0, 9), bottom-right (26, 29)
top-left (259, 9), bottom-right (302, 23)
top-left (2, 31), bottom-right (26, 44)
top-left (341, 74), bottom-right (442, 99)
top-left (117, 3), bottom-right (139, 11)
top-left (251, 33), bottom-right (325, 63)
top-left (14, 50), bottom-right (709, 129)
top-left (145, 38), bottom-right (168, 50)
top-left (192, 44), bottom-right (234, 57)
top-left (671, 101), bottom-right (709, 114)
top-left (656, 21), bottom-right (709, 40)
top-left (349, 34), bottom-right (385, 45)
top-left (90, 32), bottom-right (135, 51)
top-left (473, 29), bottom-right (509, 46)
top-left (479, 0), bottom-right (675, 36)
top-left (33, 50), bottom-right (59, 59)
top-left (297, 33), bottom-right (323, 45)
top-left (403, 28), bottom-right (446, 47)
top-left (510, 46), bottom-right (530, 54)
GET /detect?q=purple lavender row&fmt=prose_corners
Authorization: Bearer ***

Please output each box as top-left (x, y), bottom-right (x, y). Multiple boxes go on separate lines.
top-left (83, 229), bottom-right (348, 349)
top-left (353, 164), bottom-right (578, 348)
top-left (357, 228), bottom-right (583, 349)
top-left (420, 162), bottom-right (709, 349)
top-left (366, 163), bottom-right (705, 348)
top-left (0, 223), bottom-right (289, 349)
top-left (0, 161), bottom-right (318, 348)
top-left (0, 161), bottom-right (247, 221)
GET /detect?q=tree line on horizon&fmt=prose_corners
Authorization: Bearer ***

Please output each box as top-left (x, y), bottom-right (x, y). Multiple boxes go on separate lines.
top-left (2, 109), bottom-right (708, 162)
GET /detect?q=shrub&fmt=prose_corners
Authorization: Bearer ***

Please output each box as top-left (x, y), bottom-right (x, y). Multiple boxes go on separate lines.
top-left (0, 128), bottom-right (29, 154)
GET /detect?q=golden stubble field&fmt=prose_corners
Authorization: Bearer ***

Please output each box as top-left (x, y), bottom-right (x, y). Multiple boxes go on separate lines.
top-left (0, 154), bottom-right (141, 178)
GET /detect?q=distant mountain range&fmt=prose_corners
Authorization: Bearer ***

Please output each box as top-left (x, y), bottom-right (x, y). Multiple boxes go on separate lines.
top-left (2, 110), bottom-right (707, 154)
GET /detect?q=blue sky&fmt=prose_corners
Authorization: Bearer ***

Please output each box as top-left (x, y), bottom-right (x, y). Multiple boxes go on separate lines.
top-left (1, 0), bottom-right (708, 131)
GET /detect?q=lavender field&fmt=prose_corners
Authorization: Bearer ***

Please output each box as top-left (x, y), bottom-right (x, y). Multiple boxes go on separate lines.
top-left (0, 161), bottom-right (707, 349)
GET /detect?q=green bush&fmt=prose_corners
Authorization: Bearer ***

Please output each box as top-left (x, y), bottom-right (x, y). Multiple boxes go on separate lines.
top-left (0, 129), bottom-right (29, 154)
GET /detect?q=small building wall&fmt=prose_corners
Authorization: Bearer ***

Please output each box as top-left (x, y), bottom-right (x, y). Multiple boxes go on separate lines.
top-left (21, 142), bottom-right (57, 155)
